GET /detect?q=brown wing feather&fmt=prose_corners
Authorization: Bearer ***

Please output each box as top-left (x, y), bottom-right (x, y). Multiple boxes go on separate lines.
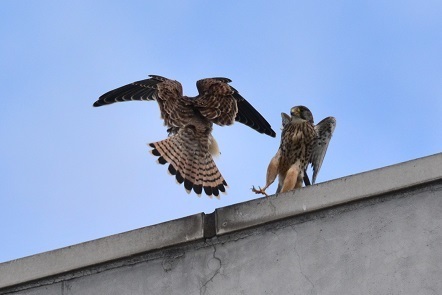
top-left (310, 116), bottom-right (336, 184)
top-left (195, 78), bottom-right (276, 137)
top-left (193, 78), bottom-right (238, 126)
top-left (233, 89), bottom-right (276, 137)
top-left (93, 75), bottom-right (192, 128)
top-left (93, 77), bottom-right (162, 106)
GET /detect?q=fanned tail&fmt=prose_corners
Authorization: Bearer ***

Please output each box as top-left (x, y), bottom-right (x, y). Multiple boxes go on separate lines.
top-left (148, 128), bottom-right (227, 198)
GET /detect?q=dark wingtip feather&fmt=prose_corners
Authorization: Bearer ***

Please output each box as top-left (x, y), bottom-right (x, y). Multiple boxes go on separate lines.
top-left (168, 164), bottom-right (177, 175)
top-left (158, 156), bottom-right (167, 165)
top-left (93, 77), bottom-right (163, 107)
top-left (212, 187), bottom-right (219, 197)
top-left (184, 179), bottom-right (193, 192)
top-left (204, 186), bottom-right (213, 196)
top-left (233, 91), bottom-right (276, 138)
top-left (193, 184), bottom-right (203, 195)
top-left (218, 184), bottom-right (226, 193)
top-left (151, 148), bottom-right (161, 156)
top-left (176, 171), bottom-right (184, 184)
top-left (93, 101), bottom-right (102, 107)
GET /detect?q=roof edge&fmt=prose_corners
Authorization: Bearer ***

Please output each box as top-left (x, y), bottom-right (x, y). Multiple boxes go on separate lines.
top-left (0, 213), bottom-right (204, 289)
top-left (216, 153), bottom-right (442, 235)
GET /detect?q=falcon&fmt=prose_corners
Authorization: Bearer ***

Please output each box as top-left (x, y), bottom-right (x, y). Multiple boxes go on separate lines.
top-left (93, 75), bottom-right (276, 198)
top-left (252, 105), bottom-right (336, 196)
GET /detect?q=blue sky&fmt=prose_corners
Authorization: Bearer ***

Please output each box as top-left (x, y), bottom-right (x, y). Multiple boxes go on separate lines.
top-left (1, 1), bottom-right (441, 263)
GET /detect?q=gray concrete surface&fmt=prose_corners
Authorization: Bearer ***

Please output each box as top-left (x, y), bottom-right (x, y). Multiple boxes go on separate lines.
top-left (0, 213), bottom-right (204, 289)
top-left (1, 153), bottom-right (442, 294)
top-left (216, 152), bottom-right (442, 235)
top-left (9, 284), bottom-right (61, 295)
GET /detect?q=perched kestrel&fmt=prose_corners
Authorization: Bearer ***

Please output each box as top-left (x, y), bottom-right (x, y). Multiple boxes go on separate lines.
top-left (281, 111), bottom-right (336, 187)
top-left (93, 75), bottom-right (276, 198)
top-left (252, 106), bottom-right (336, 196)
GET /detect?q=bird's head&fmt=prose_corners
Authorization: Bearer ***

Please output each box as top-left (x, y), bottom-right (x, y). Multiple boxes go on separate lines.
top-left (290, 106), bottom-right (314, 124)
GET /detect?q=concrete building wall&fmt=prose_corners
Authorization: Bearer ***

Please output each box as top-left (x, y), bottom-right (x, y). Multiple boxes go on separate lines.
top-left (1, 153), bottom-right (442, 295)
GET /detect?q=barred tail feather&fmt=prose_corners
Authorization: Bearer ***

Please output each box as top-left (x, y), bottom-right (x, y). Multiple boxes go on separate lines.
top-left (200, 152), bottom-right (228, 199)
top-left (148, 130), bottom-right (227, 198)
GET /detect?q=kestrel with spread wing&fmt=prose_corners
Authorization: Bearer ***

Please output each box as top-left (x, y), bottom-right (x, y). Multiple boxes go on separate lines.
top-left (252, 106), bottom-right (336, 196)
top-left (93, 75), bottom-right (276, 198)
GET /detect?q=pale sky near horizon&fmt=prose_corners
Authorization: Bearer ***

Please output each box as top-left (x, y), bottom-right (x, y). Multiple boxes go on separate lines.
top-left (1, 1), bottom-right (441, 263)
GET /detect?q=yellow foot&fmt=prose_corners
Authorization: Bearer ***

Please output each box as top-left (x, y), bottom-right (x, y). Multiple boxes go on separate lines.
top-left (251, 186), bottom-right (269, 197)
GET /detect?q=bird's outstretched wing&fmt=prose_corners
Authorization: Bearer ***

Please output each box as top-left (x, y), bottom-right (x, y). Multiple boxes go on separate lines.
top-left (93, 75), bottom-right (192, 128)
top-left (195, 78), bottom-right (276, 137)
top-left (310, 116), bottom-right (336, 184)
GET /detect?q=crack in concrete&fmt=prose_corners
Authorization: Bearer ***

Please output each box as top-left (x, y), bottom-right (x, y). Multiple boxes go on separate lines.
top-left (267, 197), bottom-right (277, 215)
top-left (200, 244), bottom-right (222, 295)
top-left (292, 226), bottom-right (316, 294)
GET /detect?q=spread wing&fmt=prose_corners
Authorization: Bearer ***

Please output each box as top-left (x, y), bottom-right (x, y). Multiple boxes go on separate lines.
top-left (194, 78), bottom-right (276, 137)
top-left (93, 75), bottom-right (193, 128)
top-left (310, 116), bottom-right (336, 184)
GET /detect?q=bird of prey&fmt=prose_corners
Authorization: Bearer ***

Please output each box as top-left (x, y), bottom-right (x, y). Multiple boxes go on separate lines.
top-left (252, 106), bottom-right (336, 196)
top-left (93, 75), bottom-right (276, 198)
top-left (281, 110), bottom-right (336, 187)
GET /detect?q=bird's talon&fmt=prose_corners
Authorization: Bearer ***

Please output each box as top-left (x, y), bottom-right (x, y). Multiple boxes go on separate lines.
top-left (251, 186), bottom-right (269, 197)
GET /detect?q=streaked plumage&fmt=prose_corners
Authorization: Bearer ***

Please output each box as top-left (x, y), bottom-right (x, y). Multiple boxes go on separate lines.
top-left (252, 106), bottom-right (335, 196)
top-left (93, 75), bottom-right (276, 198)
top-left (281, 112), bottom-right (336, 185)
